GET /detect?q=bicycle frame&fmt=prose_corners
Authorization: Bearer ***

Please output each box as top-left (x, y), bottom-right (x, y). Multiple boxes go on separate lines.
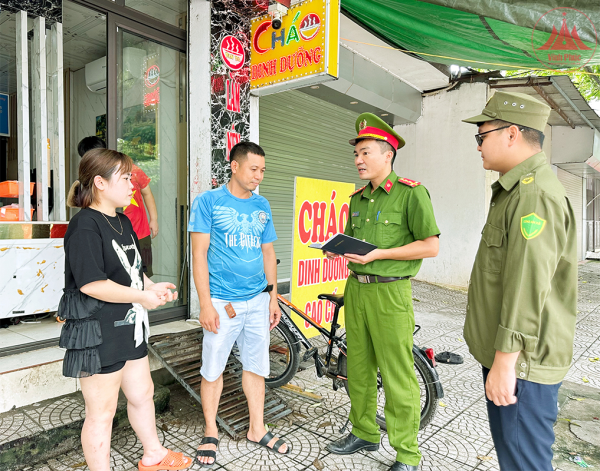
top-left (276, 294), bottom-right (346, 373)
top-left (276, 294), bottom-right (445, 399)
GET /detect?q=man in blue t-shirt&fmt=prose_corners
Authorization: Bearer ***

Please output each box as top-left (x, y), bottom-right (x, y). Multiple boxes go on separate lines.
top-left (189, 142), bottom-right (288, 465)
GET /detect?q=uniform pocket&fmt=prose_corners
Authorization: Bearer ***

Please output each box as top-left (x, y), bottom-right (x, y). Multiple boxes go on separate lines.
top-left (477, 223), bottom-right (505, 274)
top-left (350, 217), bottom-right (362, 238)
top-left (376, 212), bottom-right (402, 247)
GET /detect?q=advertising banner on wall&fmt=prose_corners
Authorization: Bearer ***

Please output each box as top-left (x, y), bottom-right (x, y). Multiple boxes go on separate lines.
top-left (250, 0), bottom-right (340, 95)
top-left (290, 177), bottom-right (354, 338)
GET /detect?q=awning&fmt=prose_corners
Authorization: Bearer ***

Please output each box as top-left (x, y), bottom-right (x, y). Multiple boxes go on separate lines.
top-left (341, 0), bottom-right (600, 70)
top-left (488, 75), bottom-right (600, 178)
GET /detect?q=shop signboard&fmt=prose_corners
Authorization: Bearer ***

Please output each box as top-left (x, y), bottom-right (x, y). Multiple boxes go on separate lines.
top-left (210, 2), bottom-right (252, 188)
top-left (250, 0), bottom-right (340, 95)
top-left (290, 177), bottom-right (352, 338)
top-left (220, 35), bottom-right (246, 71)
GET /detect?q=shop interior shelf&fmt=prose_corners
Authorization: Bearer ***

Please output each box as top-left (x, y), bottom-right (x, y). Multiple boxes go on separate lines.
top-left (0, 181), bottom-right (35, 198)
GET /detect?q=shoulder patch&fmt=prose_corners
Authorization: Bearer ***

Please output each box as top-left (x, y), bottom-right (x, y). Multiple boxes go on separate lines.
top-left (398, 177), bottom-right (421, 188)
top-left (521, 213), bottom-right (546, 240)
top-left (350, 185), bottom-right (366, 197)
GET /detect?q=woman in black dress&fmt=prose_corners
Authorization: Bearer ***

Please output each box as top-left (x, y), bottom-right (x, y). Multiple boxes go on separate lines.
top-left (59, 149), bottom-right (191, 471)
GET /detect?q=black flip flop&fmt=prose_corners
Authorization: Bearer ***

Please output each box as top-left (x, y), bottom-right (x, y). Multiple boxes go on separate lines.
top-left (196, 436), bottom-right (219, 467)
top-left (249, 431), bottom-right (290, 454)
top-left (435, 351), bottom-right (464, 364)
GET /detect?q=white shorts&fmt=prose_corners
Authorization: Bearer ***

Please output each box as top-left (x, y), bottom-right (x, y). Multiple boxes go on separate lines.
top-left (200, 292), bottom-right (270, 382)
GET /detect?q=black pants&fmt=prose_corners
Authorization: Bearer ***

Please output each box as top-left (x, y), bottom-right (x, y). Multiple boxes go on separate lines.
top-left (482, 367), bottom-right (560, 471)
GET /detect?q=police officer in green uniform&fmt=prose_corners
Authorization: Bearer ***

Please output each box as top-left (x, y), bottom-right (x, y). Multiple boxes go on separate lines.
top-left (462, 91), bottom-right (577, 471)
top-left (326, 113), bottom-right (440, 471)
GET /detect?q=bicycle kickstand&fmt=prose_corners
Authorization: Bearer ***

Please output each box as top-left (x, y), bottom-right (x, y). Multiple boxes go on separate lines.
top-left (339, 417), bottom-right (351, 434)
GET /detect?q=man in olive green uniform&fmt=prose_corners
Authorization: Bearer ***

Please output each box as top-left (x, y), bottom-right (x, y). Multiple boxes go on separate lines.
top-left (463, 91), bottom-right (577, 471)
top-left (326, 113), bottom-right (440, 471)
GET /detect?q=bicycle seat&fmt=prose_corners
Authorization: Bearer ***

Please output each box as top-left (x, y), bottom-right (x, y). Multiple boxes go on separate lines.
top-left (318, 294), bottom-right (344, 308)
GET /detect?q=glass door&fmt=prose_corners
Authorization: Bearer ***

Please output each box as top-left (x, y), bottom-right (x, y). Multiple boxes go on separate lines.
top-left (111, 19), bottom-right (188, 317)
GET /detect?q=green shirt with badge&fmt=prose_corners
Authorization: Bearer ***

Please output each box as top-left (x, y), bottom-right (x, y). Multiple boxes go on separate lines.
top-left (344, 170), bottom-right (440, 278)
top-left (464, 151), bottom-right (577, 385)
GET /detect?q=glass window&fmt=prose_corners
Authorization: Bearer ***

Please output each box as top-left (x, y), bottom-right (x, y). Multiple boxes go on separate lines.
top-left (0, 12), bottom-right (23, 220)
top-left (124, 0), bottom-right (187, 29)
top-left (0, 11), bottom-right (18, 202)
top-left (117, 30), bottom-right (188, 307)
top-left (63, 0), bottom-right (107, 207)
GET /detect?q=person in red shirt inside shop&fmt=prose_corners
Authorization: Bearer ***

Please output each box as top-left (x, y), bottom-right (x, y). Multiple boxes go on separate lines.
top-left (77, 137), bottom-right (158, 277)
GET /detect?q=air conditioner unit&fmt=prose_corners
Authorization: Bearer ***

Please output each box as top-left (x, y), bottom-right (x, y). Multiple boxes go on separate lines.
top-left (85, 56), bottom-right (106, 93)
top-left (85, 49), bottom-right (147, 94)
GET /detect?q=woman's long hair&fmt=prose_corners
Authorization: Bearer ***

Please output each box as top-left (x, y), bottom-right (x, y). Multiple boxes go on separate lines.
top-left (67, 149), bottom-right (133, 208)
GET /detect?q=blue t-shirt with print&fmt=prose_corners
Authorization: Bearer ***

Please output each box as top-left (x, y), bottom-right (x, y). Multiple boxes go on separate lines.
top-left (188, 185), bottom-right (277, 301)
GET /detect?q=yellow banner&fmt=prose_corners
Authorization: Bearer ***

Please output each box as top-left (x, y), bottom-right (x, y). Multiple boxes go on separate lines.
top-left (250, 0), bottom-right (339, 92)
top-left (290, 177), bottom-right (354, 338)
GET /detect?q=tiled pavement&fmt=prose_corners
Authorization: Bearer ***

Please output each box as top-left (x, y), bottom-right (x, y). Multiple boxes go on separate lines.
top-left (16, 262), bottom-right (600, 470)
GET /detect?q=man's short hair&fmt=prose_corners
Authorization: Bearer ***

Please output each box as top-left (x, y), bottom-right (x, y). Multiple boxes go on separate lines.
top-left (375, 140), bottom-right (396, 167)
top-left (78, 136), bottom-right (106, 157)
top-left (483, 119), bottom-right (545, 148)
top-left (230, 141), bottom-right (265, 165)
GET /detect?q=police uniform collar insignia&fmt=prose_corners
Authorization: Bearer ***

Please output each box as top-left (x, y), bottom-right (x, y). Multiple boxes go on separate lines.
top-left (384, 179), bottom-right (393, 193)
top-left (398, 177), bottom-right (421, 188)
top-left (350, 185), bottom-right (367, 197)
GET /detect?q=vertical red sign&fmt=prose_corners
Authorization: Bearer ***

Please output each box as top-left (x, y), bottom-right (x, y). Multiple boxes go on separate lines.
top-left (226, 79), bottom-right (241, 113)
top-left (226, 123), bottom-right (241, 161)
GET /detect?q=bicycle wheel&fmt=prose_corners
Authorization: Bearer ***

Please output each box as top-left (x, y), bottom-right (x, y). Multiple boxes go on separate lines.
top-left (339, 350), bottom-right (439, 430)
top-left (265, 322), bottom-right (301, 389)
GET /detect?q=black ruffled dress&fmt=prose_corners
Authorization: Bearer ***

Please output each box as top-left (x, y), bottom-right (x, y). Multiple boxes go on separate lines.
top-left (59, 208), bottom-right (148, 378)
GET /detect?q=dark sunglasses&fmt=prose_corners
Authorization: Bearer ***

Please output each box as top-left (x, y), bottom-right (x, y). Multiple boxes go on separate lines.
top-left (475, 125), bottom-right (512, 146)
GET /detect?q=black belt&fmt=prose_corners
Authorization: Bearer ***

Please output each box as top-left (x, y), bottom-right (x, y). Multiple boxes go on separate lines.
top-left (262, 284), bottom-right (274, 293)
top-left (350, 272), bottom-right (410, 284)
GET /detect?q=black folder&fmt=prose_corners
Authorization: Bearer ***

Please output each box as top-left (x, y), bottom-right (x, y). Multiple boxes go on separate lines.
top-left (309, 233), bottom-right (377, 256)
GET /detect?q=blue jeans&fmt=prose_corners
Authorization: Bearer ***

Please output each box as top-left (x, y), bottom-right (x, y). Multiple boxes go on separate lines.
top-left (482, 366), bottom-right (561, 471)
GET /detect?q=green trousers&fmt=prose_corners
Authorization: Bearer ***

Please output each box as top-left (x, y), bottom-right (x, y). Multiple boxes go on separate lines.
top-left (345, 276), bottom-right (421, 466)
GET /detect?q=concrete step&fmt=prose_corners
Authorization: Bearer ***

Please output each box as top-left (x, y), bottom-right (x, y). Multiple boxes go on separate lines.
top-left (0, 384), bottom-right (170, 471)
top-left (0, 321), bottom-right (199, 414)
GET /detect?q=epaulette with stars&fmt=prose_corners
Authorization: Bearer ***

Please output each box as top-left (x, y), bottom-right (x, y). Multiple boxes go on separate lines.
top-left (350, 185), bottom-right (366, 197)
top-left (398, 177), bottom-right (421, 188)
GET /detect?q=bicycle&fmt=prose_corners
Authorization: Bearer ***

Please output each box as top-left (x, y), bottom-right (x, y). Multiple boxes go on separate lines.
top-left (265, 292), bottom-right (444, 430)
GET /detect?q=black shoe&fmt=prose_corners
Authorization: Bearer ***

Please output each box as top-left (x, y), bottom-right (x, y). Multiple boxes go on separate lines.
top-left (390, 462), bottom-right (418, 471)
top-left (326, 433), bottom-right (379, 455)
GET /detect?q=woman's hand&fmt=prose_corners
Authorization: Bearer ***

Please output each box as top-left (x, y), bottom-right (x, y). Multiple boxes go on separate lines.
top-left (148, 282), bottom-right (178, 303)
top-left (139, 290), bottom-right (167, 310)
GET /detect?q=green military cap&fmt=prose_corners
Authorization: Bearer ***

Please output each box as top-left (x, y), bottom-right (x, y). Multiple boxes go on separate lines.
top-left (463, 91), bottom-right (551, 133)
top-left (349, 112), bottom-right (406, 150)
